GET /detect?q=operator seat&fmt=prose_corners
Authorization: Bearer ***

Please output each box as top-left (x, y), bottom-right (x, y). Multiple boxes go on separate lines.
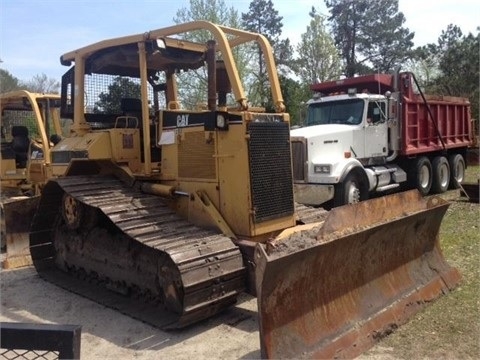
top-left (11, 125), bottom-right (30, 168)
top-left (119, 98), bottom-right (142, 128)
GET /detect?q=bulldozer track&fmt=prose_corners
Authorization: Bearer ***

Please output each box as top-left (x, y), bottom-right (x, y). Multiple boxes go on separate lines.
top-left (30, 175), bottom-right (246, 329)
top-left (295, 203), bottom-right (328, 224)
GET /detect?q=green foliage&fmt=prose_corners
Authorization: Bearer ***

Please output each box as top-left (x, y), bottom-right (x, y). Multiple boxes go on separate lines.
top-left (241, 0), bottom-right (293, 68)
top-left (325, 0), bottom-right (414, 77)
top-left (413, 25), bottom-right (479, 123)
top-left (22, 73), bottom-right (60, 94)
top-left (241, 0), bottom-right (293, 109)
top-left (173, 0), bottom-right (246, 109)
top-left (279, 76), bottom-right (311, 126)
top-left (1, 70), bottom-right (59, 94)
top-left (4, 2), bottom-right (474, 130)
top-left (174, 0), bottom-right (239, 27)
top-left (402, 47), bottom-right (441, 89)
top-left (296, 7), bottom-right (342, 84)
top-left (0, 69), bottom-right (21, 93)
top-left (1, 111), bottom-right (38, 140)
top-left (436, 26), bottom-right (479, 121)
top-left (94, 77), bottom-right (141, 114)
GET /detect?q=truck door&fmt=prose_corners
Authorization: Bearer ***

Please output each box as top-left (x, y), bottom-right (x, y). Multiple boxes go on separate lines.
top-left (365, 101), bottom-right (388, 158)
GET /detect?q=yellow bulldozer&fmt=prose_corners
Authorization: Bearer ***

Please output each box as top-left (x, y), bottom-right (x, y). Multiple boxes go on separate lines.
top-left (27, 21), bottom-right (460, 358)
top-left (0, 90), bottom-right (65, 268)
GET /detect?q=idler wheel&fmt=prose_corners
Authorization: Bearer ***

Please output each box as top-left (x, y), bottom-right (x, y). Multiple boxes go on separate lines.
top-left (62, 193), bottom-right (97, 230)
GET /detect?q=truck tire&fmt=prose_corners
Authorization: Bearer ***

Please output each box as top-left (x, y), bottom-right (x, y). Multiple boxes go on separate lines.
top-left (412, 157), bottom-right (432, 196)
top-left (334, 171), bottom-right (368, 207)
top-left (448, 154), bottom-right (465, 189)
top-left (431, 156), bottom-right (450, 194)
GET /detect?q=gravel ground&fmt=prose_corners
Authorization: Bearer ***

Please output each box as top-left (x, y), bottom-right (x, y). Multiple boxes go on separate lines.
top-left (0, 266), bottom-right (260, 359)
top-left (0, 256), bottom-right (443, 360)
top-left (1, 189), bottom-right (473, 359)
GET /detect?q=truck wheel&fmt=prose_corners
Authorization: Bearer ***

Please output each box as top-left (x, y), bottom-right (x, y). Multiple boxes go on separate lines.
top-left (448, 154), bottom-right (465, 188)
top-left (412, 157), bottom-right (432, 196)
top-left (334, 172), bottom-right (368, 207)
top-left (431, 156), bottom-right (450, 193)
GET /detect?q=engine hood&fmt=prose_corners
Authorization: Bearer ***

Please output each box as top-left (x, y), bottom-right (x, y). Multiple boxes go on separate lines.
top-left (291, 124), bottom-right (355, 140)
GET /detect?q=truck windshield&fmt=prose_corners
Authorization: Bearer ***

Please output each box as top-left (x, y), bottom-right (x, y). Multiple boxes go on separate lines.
top-left (306, 99), bottom-right (364, 126)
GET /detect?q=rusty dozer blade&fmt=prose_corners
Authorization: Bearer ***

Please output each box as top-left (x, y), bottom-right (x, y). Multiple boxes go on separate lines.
top-left (1, 196), bottom-right (39, 268)
top-left (255, 190), bottom-right (461, 359)
top-left (461, 181), bottom-right (479, 203)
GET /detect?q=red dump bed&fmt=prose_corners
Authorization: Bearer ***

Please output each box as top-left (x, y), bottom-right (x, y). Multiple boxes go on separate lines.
top-left (311, 72), bottom-right (473, 156)
top-left (400, 93), bottom-right (472, 155)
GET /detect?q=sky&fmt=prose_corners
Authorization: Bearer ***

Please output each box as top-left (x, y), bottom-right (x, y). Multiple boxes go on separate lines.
top-left (0, 0), bottom-right (478, 82)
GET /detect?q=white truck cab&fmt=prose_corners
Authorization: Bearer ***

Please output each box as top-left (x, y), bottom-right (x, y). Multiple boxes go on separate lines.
top-left (292, 71), bottom-right (471, 208)
top-left (291, 90), bottom-right (405, 207)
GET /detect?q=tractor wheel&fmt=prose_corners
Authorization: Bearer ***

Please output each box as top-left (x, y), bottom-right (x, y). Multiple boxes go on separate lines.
top-left (62, 193), bottom-right (97, 230)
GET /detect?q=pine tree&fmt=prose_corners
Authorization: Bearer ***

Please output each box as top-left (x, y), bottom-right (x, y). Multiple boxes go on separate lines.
top-left (173, 0), bottom-right (246, 109)
top-left (0, 69), bottom-right (21, 93)
top-left (241, 0), bottom-right (292, 109)
top-left (296, 7), bottom-right (342, 84)
top-left (325, 0), bottom-right (414, 77)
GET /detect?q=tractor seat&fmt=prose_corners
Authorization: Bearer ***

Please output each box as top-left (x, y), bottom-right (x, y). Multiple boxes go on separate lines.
top-left (11, 125), bottom-right (30, 168)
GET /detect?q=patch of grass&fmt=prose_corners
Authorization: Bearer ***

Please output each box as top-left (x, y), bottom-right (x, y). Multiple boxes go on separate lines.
top-left (464, 164), bottom-right (480, 183)
top-left (364, 165), bottom-right (480, 359)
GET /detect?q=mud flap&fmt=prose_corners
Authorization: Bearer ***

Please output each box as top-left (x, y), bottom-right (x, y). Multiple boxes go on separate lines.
top-left (1, 196), bottom-right (39, 268)
top-left (255, 190), bottom-right (461, 359)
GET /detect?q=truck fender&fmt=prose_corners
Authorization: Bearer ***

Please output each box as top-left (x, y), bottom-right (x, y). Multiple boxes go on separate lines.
top-left (335, 160), bottom-right (370, 206)
top-left (338, 159), bottom-right (369, 185)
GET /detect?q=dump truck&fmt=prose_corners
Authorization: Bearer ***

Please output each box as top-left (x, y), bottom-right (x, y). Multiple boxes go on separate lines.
top-left (292, 72), bottom-right (473, 207)
top-left (1, 91), bottom-right (65, 268)
top-left (28, 21), bottom-right (460, 358)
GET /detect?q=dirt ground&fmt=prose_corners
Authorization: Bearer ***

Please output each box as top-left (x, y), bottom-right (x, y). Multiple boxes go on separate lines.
top-left (1, 190), bottom-right (477, 359)
top-left (0, 265), bottom-right (261, 359)
top-left (0, 264), bottom-right (440, 360)
top-left (1, 265), bottom-right (410, 360)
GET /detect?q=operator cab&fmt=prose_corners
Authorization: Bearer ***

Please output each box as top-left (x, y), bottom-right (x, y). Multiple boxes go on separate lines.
top-left (60, 37), bottom-right (207, 121)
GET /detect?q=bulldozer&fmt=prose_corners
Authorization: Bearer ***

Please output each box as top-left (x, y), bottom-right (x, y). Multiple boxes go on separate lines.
top-left (28, 21), bottom-right (460, 358)
top-left (1, 90), bottom-right (65, 268)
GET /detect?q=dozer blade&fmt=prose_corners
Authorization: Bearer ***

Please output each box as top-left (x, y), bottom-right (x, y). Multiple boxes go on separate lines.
top-left (1, 196), bottom-right (39, 268)
top-left (461, 181), bottom-right (479, 203)
top-left (255, 190), bottom-right (460, 359)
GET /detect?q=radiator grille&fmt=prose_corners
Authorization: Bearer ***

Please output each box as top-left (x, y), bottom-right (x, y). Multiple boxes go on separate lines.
top-left (51, 150), bottom-right (88, 164)
top-left (291, 140), bottom-right (307, 181)
top-left (248, 121), bottom-right (294, 223)
top-left (178, 131), bottom-right (216, 179)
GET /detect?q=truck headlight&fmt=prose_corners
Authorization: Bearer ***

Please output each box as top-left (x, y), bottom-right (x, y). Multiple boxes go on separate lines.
top-left (314, 164), bottom-right (331, 174)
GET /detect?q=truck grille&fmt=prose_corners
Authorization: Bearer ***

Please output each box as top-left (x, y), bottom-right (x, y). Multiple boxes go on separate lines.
top-left (248, 121), bottom-right (294, 223)
top-left (291, 139), bottom-right (307, 181)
